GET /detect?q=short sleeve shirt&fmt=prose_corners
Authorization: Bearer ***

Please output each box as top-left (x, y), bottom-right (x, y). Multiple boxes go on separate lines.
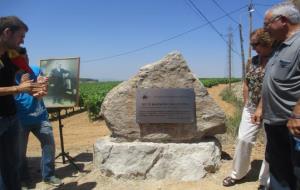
top-left (262, 31), bottom-right (300, 125)
top-left (0, 52), bottom-right (19, 116)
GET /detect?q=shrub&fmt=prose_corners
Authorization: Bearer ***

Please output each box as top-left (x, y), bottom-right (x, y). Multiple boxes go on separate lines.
top-left (220, 87), bottom-right (243, 137)
top-left (199, 78), bottom-right (241, 88)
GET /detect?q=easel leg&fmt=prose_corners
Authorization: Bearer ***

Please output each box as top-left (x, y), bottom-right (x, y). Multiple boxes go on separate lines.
top-left (55, 109), bottom-right (81, 172)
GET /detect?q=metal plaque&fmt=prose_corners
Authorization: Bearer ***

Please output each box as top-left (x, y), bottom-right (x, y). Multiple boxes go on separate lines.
top-left (136, 88), bottom-right (195, 124)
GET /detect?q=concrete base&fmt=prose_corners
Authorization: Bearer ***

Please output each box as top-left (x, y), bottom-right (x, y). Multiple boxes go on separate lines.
top-left (93, 136), bottom-right (221, 181)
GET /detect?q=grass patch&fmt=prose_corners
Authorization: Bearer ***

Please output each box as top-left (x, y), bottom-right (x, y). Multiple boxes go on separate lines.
top-left (199, 78), bottom-right (241, 88)
top-left (220, 87), bottom-right (243, 137)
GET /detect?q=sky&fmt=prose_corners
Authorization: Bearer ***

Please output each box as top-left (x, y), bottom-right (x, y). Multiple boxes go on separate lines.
top-left (1, 0), bottom-right (283, 80)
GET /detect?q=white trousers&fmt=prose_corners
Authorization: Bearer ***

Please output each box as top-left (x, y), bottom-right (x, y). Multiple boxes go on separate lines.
top-left (230, 106), bottom-right (269, 186)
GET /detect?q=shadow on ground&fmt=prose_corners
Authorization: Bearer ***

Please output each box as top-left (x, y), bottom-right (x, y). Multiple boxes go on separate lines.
top-left (26, 152), bottom-right (93, 189)
top-left (53, 182), bottom-right (97, 190)
top-left (221, 151), bottom-right (232, 160)
top-left (236, 159), bottom-right (263, 184)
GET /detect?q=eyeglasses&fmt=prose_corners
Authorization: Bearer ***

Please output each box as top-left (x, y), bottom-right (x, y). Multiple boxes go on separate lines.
top-left (264, 15), bottom-right (282, 28)
top-left (251, 42), bottom-right (260, 48)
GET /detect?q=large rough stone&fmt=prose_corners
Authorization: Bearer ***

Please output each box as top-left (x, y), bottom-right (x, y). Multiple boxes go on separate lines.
top-left (94, 137), bottom-right (221, 181)
top-left (100, 52), bottom-right (226, 142)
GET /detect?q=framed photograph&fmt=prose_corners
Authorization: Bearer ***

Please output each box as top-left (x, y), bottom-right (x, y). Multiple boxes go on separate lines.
top-left (40, 57), bottom-right (80, 108)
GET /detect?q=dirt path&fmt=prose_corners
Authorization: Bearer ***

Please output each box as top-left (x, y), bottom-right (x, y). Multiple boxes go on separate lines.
top-left (25, 84), bottom-right (265, 190)
top-left (207, 84), bottom-right (236, 117)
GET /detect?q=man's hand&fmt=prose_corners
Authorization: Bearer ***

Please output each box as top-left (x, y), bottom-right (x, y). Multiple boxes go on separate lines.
top-left (287, 117), bottom-right (300, 138)
top-left (18, 73), bottom-right (34, 92)
top-left (18, 79), bottom-right (35, 92)
top-left (17, 74), bottom-right (49, 98)
top-left (18, 80), bottom-right (47, 95)
top-left (288, 100), bottom-right (300, 137)
top-left (37, 76), bottom-right (48, 91)
top-left (32, 76), bottom-right (49, 98)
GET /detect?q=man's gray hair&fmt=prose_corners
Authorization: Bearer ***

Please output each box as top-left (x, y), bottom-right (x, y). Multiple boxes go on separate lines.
top-left (266, 2), bottom-right (300, 24)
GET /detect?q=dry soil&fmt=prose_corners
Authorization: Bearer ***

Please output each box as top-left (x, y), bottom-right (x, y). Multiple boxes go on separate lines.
top-left (25, 84), bottom-right (265, 190)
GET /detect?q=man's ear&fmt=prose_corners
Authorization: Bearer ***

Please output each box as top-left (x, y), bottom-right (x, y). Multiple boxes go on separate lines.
top-left (2, 28), bottom-right (12, 39)
top-left (280, 16), bottom-right (290, 26)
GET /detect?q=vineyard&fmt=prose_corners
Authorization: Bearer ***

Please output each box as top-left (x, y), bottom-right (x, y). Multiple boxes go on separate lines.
top-left (199, 77), bottom-right (241, 88)
top-left (79, 81), bottom-right (121, 119)
top-left (79, 78), bottom-right (241, 119)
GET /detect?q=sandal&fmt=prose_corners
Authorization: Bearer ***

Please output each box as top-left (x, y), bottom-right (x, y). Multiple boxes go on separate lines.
top-left (223, 176), bottom-right (238, 187)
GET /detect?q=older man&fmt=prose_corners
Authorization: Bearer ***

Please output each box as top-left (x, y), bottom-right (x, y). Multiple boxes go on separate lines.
top-left (0, 16), bottom-right (39, 190)
top-left (261, 2), bottom-right (300, 190)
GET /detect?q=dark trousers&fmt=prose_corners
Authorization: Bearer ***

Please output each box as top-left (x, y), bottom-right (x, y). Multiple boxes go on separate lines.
top-left (265, 123), bottom-right (297, 190)
top-left (295, 166), bottom-right (300, 190)
top-left (0, 115), bottom-right (22, 190)
top-left (290, 134), bottom-right (300, 190)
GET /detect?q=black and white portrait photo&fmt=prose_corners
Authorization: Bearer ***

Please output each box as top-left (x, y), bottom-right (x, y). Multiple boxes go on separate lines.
top-left (40, 57), bottom-right (80, 108)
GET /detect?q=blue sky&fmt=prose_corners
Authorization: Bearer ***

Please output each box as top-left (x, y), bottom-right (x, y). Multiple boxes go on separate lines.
top-left (1, 0), bottom-right (282, 80)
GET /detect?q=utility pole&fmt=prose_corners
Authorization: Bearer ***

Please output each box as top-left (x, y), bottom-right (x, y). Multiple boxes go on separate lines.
top-left (228, 26), bottom-right (233, 90)
top-left (239, 23), bottom-right (246, 80)
top-left (248, 0), bottom-right (254, 59)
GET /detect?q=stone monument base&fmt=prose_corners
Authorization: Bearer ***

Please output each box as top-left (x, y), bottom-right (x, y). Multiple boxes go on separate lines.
top-left (93, 137), bottom-right (221, 181)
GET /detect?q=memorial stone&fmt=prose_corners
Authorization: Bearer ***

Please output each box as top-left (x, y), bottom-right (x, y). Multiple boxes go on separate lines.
top-left (100, 52), bottom-right (226, 142)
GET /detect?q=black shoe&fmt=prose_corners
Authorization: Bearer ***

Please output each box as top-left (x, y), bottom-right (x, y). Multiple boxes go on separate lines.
top-left (258, 185), bottom-right (268, 190)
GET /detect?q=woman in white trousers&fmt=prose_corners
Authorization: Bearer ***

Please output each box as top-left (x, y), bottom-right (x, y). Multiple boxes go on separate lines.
top-left (223, 28), bottom-right (275, 190)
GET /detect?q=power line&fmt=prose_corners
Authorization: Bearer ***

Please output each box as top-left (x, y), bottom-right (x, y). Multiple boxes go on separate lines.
top-left (186, 0), bottom-right (227, 42)
top-left (209, 0), bottom-right (242, 59)
top-left (184, 0), bottom-right (205, 22)
top-left (82, 4), bottom-right (247, 63)
top-left (186, 0), bottom-right (241, 56)
top-left (186, 0), bottom-right (232, 39)
top-left (210, 0), bottom-right (239, 25)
